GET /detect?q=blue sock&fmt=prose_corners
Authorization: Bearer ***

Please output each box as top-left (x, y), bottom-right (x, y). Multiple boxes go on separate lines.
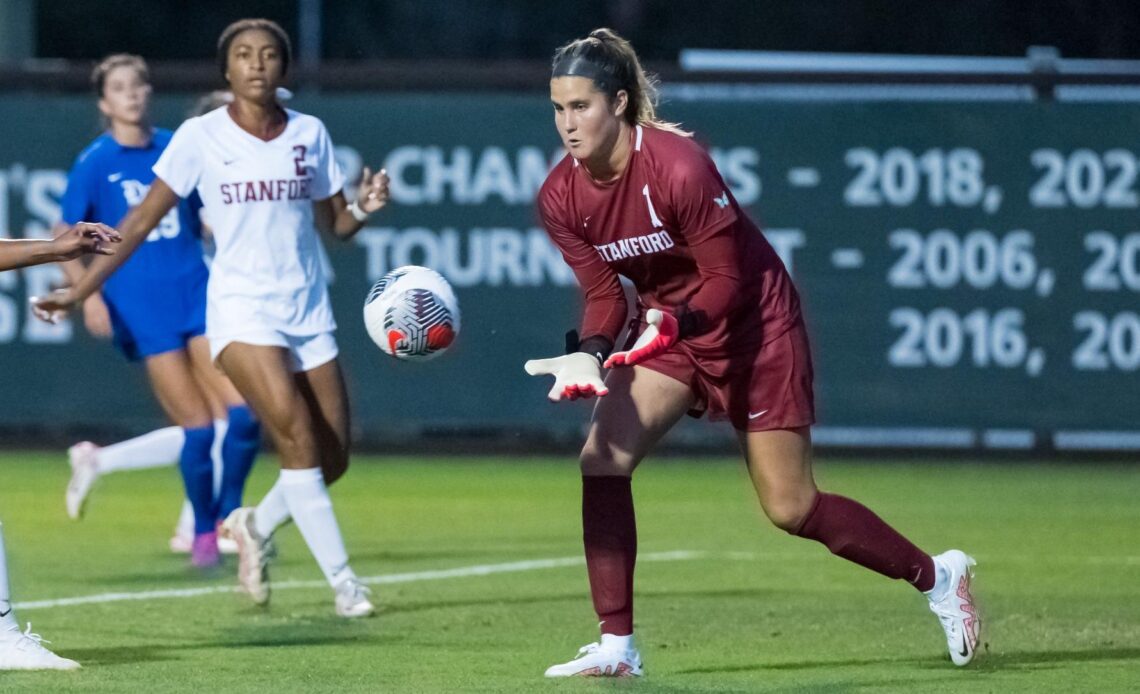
top-left (180, 426), bottom-right (216, 535)
top-left (218, 405), bottom-right (261, 520)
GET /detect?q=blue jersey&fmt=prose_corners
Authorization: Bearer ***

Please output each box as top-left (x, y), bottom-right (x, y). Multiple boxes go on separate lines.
top-left (61, 129), bottom-right (209, 360)
top-left (61, 129), bottom-right (208, 303)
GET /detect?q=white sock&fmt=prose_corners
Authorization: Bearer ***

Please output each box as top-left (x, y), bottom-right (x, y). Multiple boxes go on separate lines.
top-left (925, 556), bottom-right (951, 602)
top-left (211, 418), bottom-right (227, 498)
top-left (277, 468), bottom-right (354, 588)
top-left (175, 500), bottom-right (194, 538)
top-left (96, 426), bottom-right (184, 474)
top-left (254, 482), bottom-right (292, 539)
top-left (600, 633), bottom-right (633, 652)
top-left (0, 522), bottom-right (20, 632)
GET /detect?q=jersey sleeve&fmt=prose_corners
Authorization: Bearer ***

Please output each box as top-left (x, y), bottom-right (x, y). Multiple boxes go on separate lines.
top-left (660, 139), bottom-right (744, 338)
top-left (538, 181), bottom-right (627, 349)
top-left (59, 153), bottom-right (97, 225)
top-left (661, 141), bottom-right (738, 244)
top-left (310, 121), bottom-right (346, 200)
top-left (153, 119), bottom-right (203, 198)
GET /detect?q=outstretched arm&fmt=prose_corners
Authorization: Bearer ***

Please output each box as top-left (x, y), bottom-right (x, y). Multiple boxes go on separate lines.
top-left (52, 223), bottom-right (114, 338)
top-left (524, 195), bottom-right (627, 402)
top-left (30, 179), bottom-right (178, 319)
top-left (0, 223), bottom-right (121, 272)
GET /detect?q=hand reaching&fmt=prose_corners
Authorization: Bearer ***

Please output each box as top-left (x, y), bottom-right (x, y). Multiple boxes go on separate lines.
top-left (53, 222), bottom-right (121, 260)
top-left (356, 167), bottom-right (391, 214)
top-left (29, 288), bottom-right (78, 324)
top-left (604, 309), bottom-right (678, 368)
top-left (524, 352), bottom-right (609, 402)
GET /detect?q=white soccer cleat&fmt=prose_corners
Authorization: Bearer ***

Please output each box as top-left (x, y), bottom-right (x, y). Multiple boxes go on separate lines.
top-left (217, 534), bottom-right (239, 555)
top-left (334, 577), bottom-right (375, 618)
top-left (928, 549), bottom-right (981, 666)
top-left (544, 642), bottom-right (644, 678)
top-left (222, 507), bottom-right (271, 605)
top-left (168, 532), bottom-right (193, 554)
top-left (65, 442), bottom-right (100, 520)
top-left (0, 623), bottom-right (81, 671)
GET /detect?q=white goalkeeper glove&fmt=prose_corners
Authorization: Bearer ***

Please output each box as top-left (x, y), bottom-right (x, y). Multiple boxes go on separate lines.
top-left (524, 352), bottom-right (609, 402)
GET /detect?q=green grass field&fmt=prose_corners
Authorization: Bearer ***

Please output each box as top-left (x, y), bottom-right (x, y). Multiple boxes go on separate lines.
top-left (0, 452), bottom-right (1137, 692)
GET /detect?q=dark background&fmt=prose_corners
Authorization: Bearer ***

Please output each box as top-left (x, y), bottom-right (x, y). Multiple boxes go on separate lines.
top-left (36, 1), bottom-right (1140, 61)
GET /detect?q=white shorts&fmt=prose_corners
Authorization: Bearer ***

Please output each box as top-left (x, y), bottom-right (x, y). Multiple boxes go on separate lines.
top-left (209, 330), bottom-right (339, 373)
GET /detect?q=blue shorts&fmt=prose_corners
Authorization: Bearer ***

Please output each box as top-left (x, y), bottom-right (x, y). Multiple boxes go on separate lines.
top-left (103, 270), bottom-right (207, 362)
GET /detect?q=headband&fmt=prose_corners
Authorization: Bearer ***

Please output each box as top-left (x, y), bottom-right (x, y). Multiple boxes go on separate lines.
top-left (552, 54), bottom-right (614, 91)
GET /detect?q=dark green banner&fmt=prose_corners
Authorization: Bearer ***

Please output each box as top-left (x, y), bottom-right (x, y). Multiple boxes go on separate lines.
top-left (1, 93), bottom-right (1137, 452)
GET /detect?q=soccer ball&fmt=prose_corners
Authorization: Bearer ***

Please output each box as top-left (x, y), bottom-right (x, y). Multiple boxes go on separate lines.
top-left (363, 266), bottom-right (460, 362)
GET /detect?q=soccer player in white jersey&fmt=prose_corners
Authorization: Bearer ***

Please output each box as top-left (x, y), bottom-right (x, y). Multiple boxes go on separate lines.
top-left (32, 18), bottom-right (390, 618)
top-left (61, 86), bottom-right (288, 555)
top-left (52, 55), bottom-right (260, 571)
top-left (2, 224), bottom-right (119, 670)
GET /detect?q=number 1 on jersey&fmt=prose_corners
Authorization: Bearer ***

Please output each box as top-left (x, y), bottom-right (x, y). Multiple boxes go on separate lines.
top-left (642, 184), bottom-right (663, 228)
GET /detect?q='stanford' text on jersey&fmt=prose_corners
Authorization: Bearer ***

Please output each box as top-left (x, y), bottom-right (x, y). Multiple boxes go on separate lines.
top-left (153, 107), bottom-right (345, 340)
top-left (538, 125), bottom-right (801, 360)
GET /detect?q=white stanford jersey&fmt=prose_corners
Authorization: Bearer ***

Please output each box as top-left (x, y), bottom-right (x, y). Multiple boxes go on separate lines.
top-left (154, 107), bottom-right (345, 340)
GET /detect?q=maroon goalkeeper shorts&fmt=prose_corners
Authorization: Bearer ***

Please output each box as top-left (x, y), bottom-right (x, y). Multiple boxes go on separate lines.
top-left (638, 318), bottom-right (816, 432)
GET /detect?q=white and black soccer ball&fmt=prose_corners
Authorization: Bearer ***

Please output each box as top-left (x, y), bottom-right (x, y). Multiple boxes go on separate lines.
top-left (363, 266), bottom-right (460, 362)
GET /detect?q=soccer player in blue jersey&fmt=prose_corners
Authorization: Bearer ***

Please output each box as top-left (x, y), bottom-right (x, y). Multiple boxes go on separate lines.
top-left (53, 54), bottom-right (261, 568)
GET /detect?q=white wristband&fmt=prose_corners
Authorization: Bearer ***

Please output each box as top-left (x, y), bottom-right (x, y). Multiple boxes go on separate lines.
top-left (347, 200), bottom-right (369, 222)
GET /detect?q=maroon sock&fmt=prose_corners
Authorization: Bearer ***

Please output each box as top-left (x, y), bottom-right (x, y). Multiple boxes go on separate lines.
top-left (794, 492), bottom-right (936, 592)
top-left (582, 476), bottom-right (636, 635)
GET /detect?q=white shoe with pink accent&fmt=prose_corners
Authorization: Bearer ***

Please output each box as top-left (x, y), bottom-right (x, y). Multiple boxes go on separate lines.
top-left (544, 641), bottom-right (643, 678)
top-left (221, 507), bottom-right (271, 605)
top-left (927, 549), bottom-right (981, 666)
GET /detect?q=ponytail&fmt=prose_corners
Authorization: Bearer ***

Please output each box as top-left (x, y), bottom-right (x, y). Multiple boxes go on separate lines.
top-left (552, 28), bottom-right (691, 137)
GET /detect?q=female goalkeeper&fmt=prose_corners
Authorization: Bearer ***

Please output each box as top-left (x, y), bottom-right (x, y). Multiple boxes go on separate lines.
top-left (525, 28), bottom-right (981, 678)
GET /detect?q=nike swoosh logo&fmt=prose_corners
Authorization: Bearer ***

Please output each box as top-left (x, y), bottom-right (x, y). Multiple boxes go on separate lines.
top-left (107, 172), bottom-right (123, 182)
top-left (223, 159), bottom-right (237, 166)
top-left (0, 608), bottom-right (10, 617)
top-left (748, 409), bottom-right (769, 420)
top-left (958, 633), bottom-right (970, 658)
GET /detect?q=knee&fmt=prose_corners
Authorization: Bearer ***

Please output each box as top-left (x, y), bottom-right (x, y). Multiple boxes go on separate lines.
top-left (579, 441), bottom-right (635, 477)
top-left (762, 490), bottom-right (818, 533)
top-left (266, 412), bottom-right (315, 454)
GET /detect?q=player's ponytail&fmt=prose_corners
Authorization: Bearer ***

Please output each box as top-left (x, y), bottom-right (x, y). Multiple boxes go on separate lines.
top-left (552, 28), bottom-right (691, 137)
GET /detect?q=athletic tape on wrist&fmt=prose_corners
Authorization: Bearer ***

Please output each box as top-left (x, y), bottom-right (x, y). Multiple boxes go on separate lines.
top-left (347, 200), bottom-right (369, 222)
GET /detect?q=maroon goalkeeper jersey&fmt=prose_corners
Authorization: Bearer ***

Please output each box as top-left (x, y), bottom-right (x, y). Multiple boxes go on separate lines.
top-left (538, 125), bottom-right (801, 360)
